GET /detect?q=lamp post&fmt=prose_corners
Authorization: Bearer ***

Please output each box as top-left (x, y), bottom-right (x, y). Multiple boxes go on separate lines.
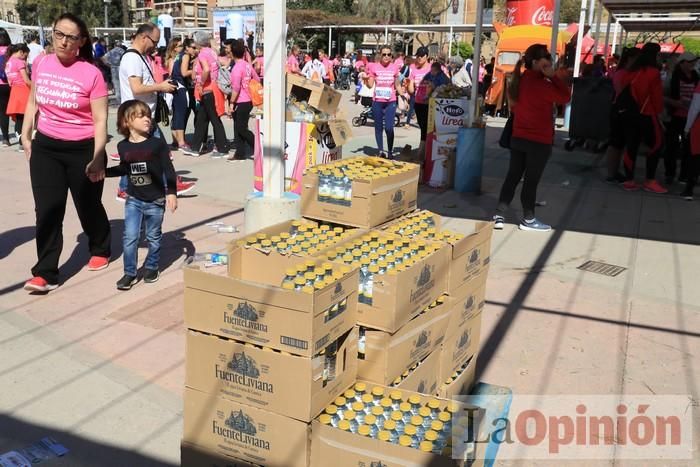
top-left (104, 0), bottom-right (111, 28)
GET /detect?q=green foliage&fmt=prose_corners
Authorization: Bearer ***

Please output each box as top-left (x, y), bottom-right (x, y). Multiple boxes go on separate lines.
top-left (16, 0), bottom-right (127, 29)
top-left (288, 0), bottom-right (355, 15)
top-left (451, 41), bottom-right (474, 60)
top-left (680, 38), bottom-right (700, 56)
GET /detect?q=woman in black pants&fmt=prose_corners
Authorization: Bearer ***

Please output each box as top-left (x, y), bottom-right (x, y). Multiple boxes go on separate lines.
top-left (493, 44), bottom-right (570, 232)
top-left (0, 28), bottom-right (11, 145)
top-left (227, 40), bottom-right (258, 160)
top-left (21, 13), bottom-right (111, 292)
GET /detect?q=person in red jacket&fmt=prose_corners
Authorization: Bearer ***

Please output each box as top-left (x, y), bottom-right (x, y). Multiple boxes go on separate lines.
top-left (619, 42), bottom-right (667, 193)
top-left (493, 44), bottom-right (570, 232)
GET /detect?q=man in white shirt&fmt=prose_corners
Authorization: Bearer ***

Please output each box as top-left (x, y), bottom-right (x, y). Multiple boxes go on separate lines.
top-left (27, 36), bottom-right (43, 72)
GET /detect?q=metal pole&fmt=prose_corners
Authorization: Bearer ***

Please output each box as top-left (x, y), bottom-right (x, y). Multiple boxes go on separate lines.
top-left (470, 0), bottom-right (485, 124)
top-left (104, 2), bottom-right (109, 29)
top-left (593, 1), bottom-right (603, 54)
top-left (611, 21), bottom-right (619, 54)
top-left (573, 0), bottom-right (588, 78)
top-left (549, 0), bottom-right (561, 63)
top-left (448, 26), bottom-right (453, 58)
top-left (263, 0), bottom-right (285, 198)
top-left (328, 26), bottom-right (332, 55)
top-left (603, 14), bottom-right (612, 58)
top-left (384, 26), bottom-right (388, 44)
top-left (587, 0), bottom-right (595, 25)
top-left (122, 28), bottom-right (126, 41)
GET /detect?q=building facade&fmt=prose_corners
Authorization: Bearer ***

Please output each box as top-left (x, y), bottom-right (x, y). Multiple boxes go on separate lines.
top-left (128, 0), bottom-right (262, 27)
top-left (0, 0), bottom-right (18, 24)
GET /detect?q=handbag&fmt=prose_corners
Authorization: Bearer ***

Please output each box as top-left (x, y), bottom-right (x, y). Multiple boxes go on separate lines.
top-left (123, 49), bottom-right (170, 126)
top-left (499, 113), bottom-right (514, 149)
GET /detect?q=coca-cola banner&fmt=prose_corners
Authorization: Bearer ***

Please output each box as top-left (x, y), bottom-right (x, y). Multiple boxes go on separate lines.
top-left (506, 0), bottom-right (554, 27)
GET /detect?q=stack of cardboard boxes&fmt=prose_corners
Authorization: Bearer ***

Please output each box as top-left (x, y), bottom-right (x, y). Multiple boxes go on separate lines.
top-left (181, 155), bottom-right (494, 465)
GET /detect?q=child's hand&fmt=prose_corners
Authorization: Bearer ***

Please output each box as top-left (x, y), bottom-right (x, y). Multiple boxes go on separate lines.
top-left (166, 194), bottom-right (177, 213)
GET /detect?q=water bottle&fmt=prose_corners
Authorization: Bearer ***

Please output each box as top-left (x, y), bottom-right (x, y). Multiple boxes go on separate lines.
top-left (324, 404), bottom-right (341, 427)
top-left (358, 425), bottom-right (371, 437)
top-left (389, 390), bottom-right (403, 411)
top-left (383, 420), bottom-right (399, 443)
top-left (331, 170), bottom-right (345, 204)
top-left (187, 252), bottom-right (228, 266)
top-left (352, 402), bottom-right (366, 424)
top-left (318, 170), bottom-right (332, 203)
top-left (438, 411), bottom-right (452, 434)
top-left (371, 405), bottom-right (386, 429)
top-left (364, 265), bottom-right (378, 305)
top-left (390, 411), bottom-right (405, 435)
top-left (378, 430), bottom-right (392, 444)
top-left (343, 410), bottom-right (359, 433)
top-left (403, 425), bottom-right (420, 448)
top-left (410, 415), bottom-right (425, 438)
top-left (400, 402), bottom-right (413, 424)
top-left (398, 435), bottom-right (412, 449)
top-left (371, 386), bottom-right (385, 405)
top-left (364, 414), bottom-right (379, 438)
top-left (419, 407), bottom-right (433, 430)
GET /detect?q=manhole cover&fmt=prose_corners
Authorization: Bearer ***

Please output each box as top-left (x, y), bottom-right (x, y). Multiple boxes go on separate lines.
top-left (577, 260), bottom-right (626, 277)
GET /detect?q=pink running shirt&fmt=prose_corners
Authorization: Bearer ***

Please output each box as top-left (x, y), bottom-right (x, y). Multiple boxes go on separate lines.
top-left (194, 47), bottom-right (219, 88)
top-left (369, 61), bottom-right (399, 102)
top-left (409, 63), bottom-right (431, 104)
top-left (231, 59), bottom-right (259, 103)
top-left (6, 56), bottom-right (27, 87)
top-left (286, 54), bottom-right (300, 74)
top-left (33, 54), bottom-right (108, 141)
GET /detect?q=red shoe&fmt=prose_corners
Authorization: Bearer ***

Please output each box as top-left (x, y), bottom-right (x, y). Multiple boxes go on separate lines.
top-left (109, 153), bottom-right (120, 162)
top-left (116, 190), bottom-right (127, 202)
top-left (87, 256), bottom-right (109, 271)
top-left (622, 180), bottom-right (639, 191)
top-left (177, 177), bottom-right (196, 196)
top-left (643, 180), bottom-right (668, 194)
top-left (24, 276), bottom-right (58, 292)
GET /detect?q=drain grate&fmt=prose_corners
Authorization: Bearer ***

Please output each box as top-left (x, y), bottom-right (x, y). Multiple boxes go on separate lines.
top-left (577, 260), bottom-right (627, 277)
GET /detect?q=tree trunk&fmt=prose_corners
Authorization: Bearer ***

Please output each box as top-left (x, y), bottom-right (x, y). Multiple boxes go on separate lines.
top-left (121, 0), bottom-right (129, 28)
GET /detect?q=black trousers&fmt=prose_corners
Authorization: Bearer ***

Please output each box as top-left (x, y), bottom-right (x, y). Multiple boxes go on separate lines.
top-left (30, 132), bottom-right (111, 284)
top-left (0, 84), bottom-right (10, 142)
top-left (497, 137), bottom-right (552, 220)
top-left (190, 92), bottom-right (228, 153)
top-left (414, 103), bottom-right (429, 142)
top-left (233, 101), bottom-right (254, 156)
top-left (664, 115), bottom-right (690, 180)
top-left (621, 112), bottom-right (664, 181)
top-left (684, 156), bottom-right (700, 194)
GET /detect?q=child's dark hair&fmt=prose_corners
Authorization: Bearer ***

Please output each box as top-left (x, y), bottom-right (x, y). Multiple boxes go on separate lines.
top-left (4, 43), bottom-right (29, 64)
top-left (117, 100), bottom-right (151, 137)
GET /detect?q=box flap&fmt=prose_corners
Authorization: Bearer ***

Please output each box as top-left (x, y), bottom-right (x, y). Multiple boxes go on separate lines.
top-left (327, 119), bottom-right (352, 146)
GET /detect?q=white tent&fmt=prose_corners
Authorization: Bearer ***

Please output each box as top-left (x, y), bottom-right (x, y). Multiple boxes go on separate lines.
top-left (0, 19), bottom-right (40, 43)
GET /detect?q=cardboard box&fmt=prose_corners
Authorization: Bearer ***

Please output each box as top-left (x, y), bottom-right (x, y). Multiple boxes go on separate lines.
top-left (358, 297), bottom-right (451, 385)
top-left (439, 275), bottom-right (486, 383)
top-left (287, 73), bottom-right (342, 115)
top-left (427, 97), bottom-right (471, 134)
top-left (394, 349), bottom-right (440, 396)
top-left (310, 382), bottom-right (486, 467)
top-left (186, 328), bottom-right (357, 422)
top-left (181, 441), bottom-right (261, 467)
top-left (356, 239), bottom-right (450, 333)
top-left (301, 161), bottom-right (420, 229)
top-left (436, 354), bottom-right (477, 399)
top-left (183, 387), bottom-right (310, 467)
top-left (184, 247), bottom-right (358, 357)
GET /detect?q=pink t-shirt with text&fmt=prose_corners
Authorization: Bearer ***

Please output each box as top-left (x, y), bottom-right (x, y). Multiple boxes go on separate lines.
top-left (6, 56), bottom-right (27, 87)
top-left (409, 63), bottom-right (431, 104)
top-left (194, 47), bottom-right (219, 88)
top-left (253, 56), bottom-right (264, 78)
top-left (33, 54), bottom-right (108, 141)
top-left (231, 59), bottom-right (259, 104)
top-left (286, 54), bottom-right (300, 74)
top-left (368, 62), bottom-right (399, 102)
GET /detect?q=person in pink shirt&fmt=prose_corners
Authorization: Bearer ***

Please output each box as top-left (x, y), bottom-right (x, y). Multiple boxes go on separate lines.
top-left (320, 49), bottom-right (334, 85)
top-left (286, 45), bottom-right (302, 75)
top-left (367, 45), bottom-right (401, 158)
top-left (5, 43), bottom-right (31, 146)
top-left (253, 45), bottom-right (264, 79)
top-left (394, 52), bottom-right (405, 69)
top-left (227, 40), bottom-right (260, 161)
top-left (407, 46), bottom-right (432, 152)
top-left (21, 13), bottom-right (111, 292)
top-left (0, 28), bottom-right (11, 146)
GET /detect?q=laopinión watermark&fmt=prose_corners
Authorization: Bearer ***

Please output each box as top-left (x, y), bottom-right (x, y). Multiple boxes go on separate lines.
top-left (449, 395), bottom-right (694, 460)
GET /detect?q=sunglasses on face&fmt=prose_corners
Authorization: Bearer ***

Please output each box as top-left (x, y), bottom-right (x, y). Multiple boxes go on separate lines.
top-left (144, 35), bottom-right (157, 46)
top-left (382, 53), bottom-right (392, 57)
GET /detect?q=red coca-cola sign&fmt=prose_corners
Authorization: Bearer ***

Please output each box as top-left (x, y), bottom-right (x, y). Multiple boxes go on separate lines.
top-left (506, 0), bottom-right (554, 26)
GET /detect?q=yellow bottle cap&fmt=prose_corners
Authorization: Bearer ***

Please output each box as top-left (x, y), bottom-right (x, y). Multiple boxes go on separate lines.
top-left (392, 376), bottom-right (402, 385)
top-left (383, 420), bottom-right (396, 431)
top-left (338, 420), bottom-right (351, 431)
top-left (364, 414), bottom-right (377, 425)
top-left (294, 277), bottom-right (306, 286)
top-left (246, 236), bottom-right (257, 244)
top-left (380, 398), bottom-right (392, 409)
top-left (403, 424), bottom-right (417, 436)
top-left (399, 402), bottom-right (411, 412)
top-left (390, 411), bottom-right (402, 422)
top-left (314, 267), bottom-right (325, 276)
top-left (320, 224), bottom-right (330, 232)
top-left (389, 390), bottom-right (403, 401)
top-left (319, 414), bottom-right (332, 425)
top-left (419, 407), bottom-right (431, 418)
top-left (280, 232), bottom-right (290, 239)
top-left (343, 410), bottom-right (356, 421)
top-left (277, 242), bottom-right (288, 249)
top-left (305, 259), bottom-right (316, 268)
top-left (446, 401), bottom-right (459, 414)
top-left (427, 399), bottom-right (441, 410)
top-left (419, 441), bottom-right (434, 452)
top-left (340, 265), bottom-right (352, 274)
top-left (362, 394), bottom-right (374, 405)
top-left (360, 257), bottom-right (371, 266)
top-left (372, 386), bottom-right (384, 398)
top-left (424, 430), bottom-right (438, 441)
top-left (438, 411), bottom-right (451, 423)
top-left (431, 420), bottom-right (444, 432)
top-left (352, 402), bottom-right (364, 413)
top-left (285, 267), bottom-right (296, 276)
top-left (354, 382), bottom-right (367, 393)
top-left (291, 245), bottom-right (302, 254)
top-left (411, 416), bottom-right (423, 426)
top-left (256, 233), bottom-right (267, 240)
top-left (358, 425), bottom-right (371, 436)
top-left (325, 405), bottom-right (338, 415)
top-left (291, 220), bottom-right (302, 227)
top-left (369, 265), bottom-right (380, 273)
top-left (371, 405), bottom-right (384, 417)
top-left (261, 239), bottom-right (272, 247)
top-left (334, 396), bottom-right (346, 407)
top-left (304, 272), bottom-right (316, 281)
top-left (302, 285), bottom-right (314, 294)
top-left (344, 389), bottom-right (356, 400)
top-left (408, 394), bottom-right (422, 405)
top-left (378, 431), bottom-right (391, 442)
top-left (282, 282), bottom-right (295, 290)
top-left (399, 435), bottom-right (412, 447)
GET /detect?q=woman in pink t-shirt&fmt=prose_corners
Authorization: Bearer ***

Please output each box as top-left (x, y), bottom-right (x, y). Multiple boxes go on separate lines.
top-left (367, 45), bottom-right (401, 158)
top-left (228, 40), bottom-right (259, 160)
top-left (5, 43), bottom-right (31, 142)
top-left (0, 27), bottom-right (11, 145)
top-left (407, 47), bottom-right (432, 149)
top-left (21, 13), bottom-right (111, 292)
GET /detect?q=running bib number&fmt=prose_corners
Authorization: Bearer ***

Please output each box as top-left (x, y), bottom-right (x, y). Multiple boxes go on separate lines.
top-left (375, 86), bottom-right (392, 99)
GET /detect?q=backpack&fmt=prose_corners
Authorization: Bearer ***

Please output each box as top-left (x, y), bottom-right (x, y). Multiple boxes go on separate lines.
top-left (217, 63), bottom-right (232, 95)
top-left (0, 55), bottom-right (7, 82)
top-left (615, 71), bottom-right (648, 115)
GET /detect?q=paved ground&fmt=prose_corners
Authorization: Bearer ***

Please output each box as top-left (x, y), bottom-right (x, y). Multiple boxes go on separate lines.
top-left (0, 90), bottom-right (698, 466)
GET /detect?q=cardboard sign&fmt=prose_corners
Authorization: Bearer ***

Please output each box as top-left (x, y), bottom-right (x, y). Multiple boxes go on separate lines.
top-left (428, 97), bottom-right (471, 135)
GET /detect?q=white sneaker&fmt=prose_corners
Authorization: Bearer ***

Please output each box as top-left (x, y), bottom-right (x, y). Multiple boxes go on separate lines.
top-left (492, 215), bottom-right (505, 230)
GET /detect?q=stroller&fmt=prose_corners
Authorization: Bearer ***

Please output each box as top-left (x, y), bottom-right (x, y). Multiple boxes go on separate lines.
top-left (351, 95), bottom-right (405, 127)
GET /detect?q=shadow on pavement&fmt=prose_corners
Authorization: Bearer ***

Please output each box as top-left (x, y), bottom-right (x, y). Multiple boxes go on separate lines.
top-left (0, 226), bottom-right (35, 260)
top-left (0, 414), bottom-right (177, 467)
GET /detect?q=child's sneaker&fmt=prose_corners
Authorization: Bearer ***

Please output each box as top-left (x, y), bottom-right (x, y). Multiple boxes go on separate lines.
top-left (24, 276), bottom-right (58, 292)
top-left (643, 180), bottom-right (668, 194)
top-left (176, 177), bottom-right (196, 196)
top-left (622, 180), bottom-right (640, 191)
top-left (116, 274), bottom-right (137, 290)
top-left (144, 269), bottom-right (160, 283)
top-left (680, 188), bottom-right (694, 201)
top-left (492, 215), bottom-right (505, 230)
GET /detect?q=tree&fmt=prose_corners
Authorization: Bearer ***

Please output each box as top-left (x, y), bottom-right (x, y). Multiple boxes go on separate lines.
top-left (451, 41), bottom-right (474, 59)
top-left (356, 0), bottom-right (450, 24)
top-left (16, 0), bottom-right (127, 29)
top-left (288, 0), bottom-right (355, 15)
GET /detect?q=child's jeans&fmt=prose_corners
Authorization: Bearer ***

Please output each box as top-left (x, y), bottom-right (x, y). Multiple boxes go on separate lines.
top-left (123, 196), bottom-right (164, 276)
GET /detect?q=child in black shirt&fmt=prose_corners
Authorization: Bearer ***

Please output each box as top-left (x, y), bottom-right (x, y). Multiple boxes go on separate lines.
top-left (107, 100), bottom-right (177, 290)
